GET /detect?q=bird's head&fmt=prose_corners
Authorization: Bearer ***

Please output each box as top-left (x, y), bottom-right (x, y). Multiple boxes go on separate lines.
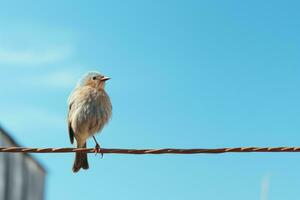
top-left (78, 71), bottom-right (110, 90)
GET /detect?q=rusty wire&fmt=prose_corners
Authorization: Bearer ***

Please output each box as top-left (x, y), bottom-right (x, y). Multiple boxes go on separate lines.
top-left (0, 146), bottom-right (300, 154)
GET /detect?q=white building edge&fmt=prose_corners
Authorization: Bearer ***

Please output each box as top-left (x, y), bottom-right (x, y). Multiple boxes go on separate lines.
top-left (0, 126), bottom-right (46, 200)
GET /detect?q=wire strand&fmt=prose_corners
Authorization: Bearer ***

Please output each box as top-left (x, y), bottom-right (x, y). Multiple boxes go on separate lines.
top-left (0, 147), bottom-right (300, 154)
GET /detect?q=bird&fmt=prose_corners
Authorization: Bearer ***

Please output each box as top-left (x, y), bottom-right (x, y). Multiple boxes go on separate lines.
top-left (67, 71), bottom-right (112, 172)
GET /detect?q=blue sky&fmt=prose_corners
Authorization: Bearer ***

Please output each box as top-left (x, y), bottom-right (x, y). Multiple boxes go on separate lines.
top-left (0, 0), bottom-right (300, 199)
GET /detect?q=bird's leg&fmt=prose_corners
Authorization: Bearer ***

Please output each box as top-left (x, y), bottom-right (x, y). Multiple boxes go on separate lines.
top-left (92, 136), bottom-right (103, 158)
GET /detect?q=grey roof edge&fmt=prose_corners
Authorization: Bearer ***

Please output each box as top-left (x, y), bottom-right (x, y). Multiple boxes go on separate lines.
top-left (0, 124), bottom-right (47, 174)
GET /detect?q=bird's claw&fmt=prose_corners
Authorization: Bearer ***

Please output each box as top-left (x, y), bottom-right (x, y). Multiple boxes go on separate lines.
top-left (94, 143), bottom-right (103, 158)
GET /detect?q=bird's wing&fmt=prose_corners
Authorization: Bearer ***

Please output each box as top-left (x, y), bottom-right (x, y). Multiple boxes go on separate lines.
top-left (68, 121), bottom-right (74, 144)
top-left (67, 92), bottom-right (75, 145)
top-left (67, 86), bottom-right (93, 144)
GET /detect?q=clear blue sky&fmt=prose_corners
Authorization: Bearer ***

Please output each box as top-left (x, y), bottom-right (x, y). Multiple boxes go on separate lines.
top-left (0, 0), bottom-right (299, 199)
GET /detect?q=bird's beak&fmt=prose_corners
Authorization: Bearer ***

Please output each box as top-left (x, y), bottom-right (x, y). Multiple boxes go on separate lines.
top-left (101, 76), bottom-right (111, 81)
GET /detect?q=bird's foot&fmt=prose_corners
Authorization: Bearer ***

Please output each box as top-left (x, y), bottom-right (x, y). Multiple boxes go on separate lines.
top-left (94, 143), bottom-right (103, 158)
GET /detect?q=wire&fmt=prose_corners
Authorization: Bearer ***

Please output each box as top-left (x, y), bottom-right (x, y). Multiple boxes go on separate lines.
top-left (0, 147), bottom-right (300, 154)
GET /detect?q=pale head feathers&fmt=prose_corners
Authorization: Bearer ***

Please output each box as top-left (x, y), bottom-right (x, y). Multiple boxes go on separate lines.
top-left (77, 71), bottom-right (110, 90)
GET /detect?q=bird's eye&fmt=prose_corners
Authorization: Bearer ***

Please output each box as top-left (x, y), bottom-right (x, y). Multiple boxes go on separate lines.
top-left (92, 76), bottom-right (97, 80)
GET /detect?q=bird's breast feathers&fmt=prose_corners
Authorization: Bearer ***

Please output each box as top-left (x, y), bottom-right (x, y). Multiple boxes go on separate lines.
top-left (68, 86), bottom-right (112, 136)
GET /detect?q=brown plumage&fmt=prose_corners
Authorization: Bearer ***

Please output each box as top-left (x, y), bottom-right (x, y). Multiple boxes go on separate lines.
top-left (67, 71), bottom-right (112, 172)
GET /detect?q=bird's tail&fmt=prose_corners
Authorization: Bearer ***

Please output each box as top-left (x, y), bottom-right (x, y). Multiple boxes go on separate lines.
top-left (73, 143), bottom-right (89, 173)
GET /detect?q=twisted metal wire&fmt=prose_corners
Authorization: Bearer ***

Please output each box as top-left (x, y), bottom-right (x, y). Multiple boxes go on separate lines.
top-left (0, 147), bottom-right (300, 154)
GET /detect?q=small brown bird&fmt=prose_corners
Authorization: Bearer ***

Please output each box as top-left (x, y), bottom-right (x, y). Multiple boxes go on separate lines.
top-left (67, 71), bottom-right (112, 172)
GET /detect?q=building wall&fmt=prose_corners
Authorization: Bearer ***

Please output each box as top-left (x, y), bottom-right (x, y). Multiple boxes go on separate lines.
top-left (0, 128), bottom-right (46, 200)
